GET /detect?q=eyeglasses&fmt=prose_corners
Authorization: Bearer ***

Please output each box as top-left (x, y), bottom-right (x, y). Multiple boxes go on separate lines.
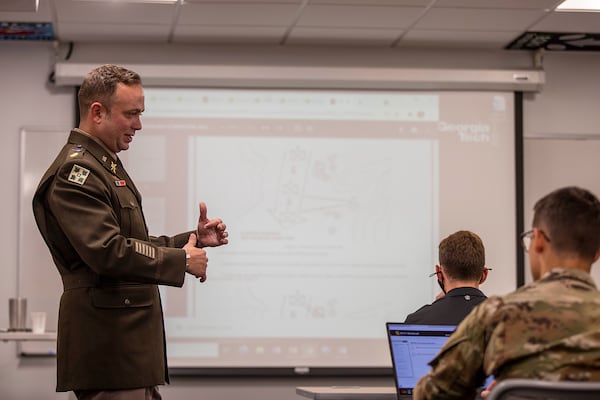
top-left (520, 229), bottom-right (551, 252)
top-left (428, 268), bottom-right (492, 278)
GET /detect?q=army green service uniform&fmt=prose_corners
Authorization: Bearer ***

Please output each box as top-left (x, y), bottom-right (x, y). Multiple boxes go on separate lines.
top-left (33, 129), bottom-right (191, 392)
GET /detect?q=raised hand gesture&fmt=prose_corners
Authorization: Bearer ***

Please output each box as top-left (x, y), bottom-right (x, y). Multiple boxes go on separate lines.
top-left (196, 202), bottom-right (228, 248)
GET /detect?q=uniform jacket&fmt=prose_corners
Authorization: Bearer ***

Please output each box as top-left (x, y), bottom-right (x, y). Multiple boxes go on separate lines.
top-left (32, 130), bottom-right (190, 392)
top-left (414, 268), bottom-right (600, 400)
top-left (404, 287), bottom-right (487, 325)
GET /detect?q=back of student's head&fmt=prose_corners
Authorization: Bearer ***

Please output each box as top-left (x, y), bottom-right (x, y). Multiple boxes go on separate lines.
top-left (439, 230), bottom-right (485, 281)
top-left (533, 186), bottom-right (600, 261)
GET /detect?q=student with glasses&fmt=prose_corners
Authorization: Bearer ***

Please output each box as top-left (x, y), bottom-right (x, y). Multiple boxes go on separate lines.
top-left (414, 186), bottom-right (600, 400)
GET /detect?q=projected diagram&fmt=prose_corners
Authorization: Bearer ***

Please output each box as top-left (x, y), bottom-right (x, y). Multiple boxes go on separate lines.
top-left (270, 143), bottom-right (358, 234)
top-left (166, 135), bottom-right (438, 341)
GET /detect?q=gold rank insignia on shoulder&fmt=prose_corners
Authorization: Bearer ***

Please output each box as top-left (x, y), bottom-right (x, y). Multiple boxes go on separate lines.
top-left (69, 145), bottom-right (84, 158)
top-left (110, 161), bottom-right (117, 173)
top-left (115, 180), bottom-right (126, 187)
top-left (68, 164), bottom-right (90, 185)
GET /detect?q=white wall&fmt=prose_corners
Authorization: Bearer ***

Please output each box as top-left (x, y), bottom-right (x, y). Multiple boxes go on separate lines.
top-left (0, 41), bottom-right (73, 400)
top-left (2, 40), bottom-right (600, 399)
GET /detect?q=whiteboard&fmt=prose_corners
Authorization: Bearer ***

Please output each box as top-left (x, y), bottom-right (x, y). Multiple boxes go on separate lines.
top-left (18, 128), bottom-right (67, 355)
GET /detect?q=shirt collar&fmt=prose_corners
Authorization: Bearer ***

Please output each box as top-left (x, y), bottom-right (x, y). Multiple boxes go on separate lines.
top-left (539, 267), bottom-right (597, 289)
top-left (73, 128), bottom-right (117, 160)
top-left (445, 287), bottom-right (486, 297)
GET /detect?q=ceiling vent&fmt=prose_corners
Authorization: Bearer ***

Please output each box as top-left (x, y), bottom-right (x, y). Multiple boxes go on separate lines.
top-left (507, 32), bottom-right (600, 51)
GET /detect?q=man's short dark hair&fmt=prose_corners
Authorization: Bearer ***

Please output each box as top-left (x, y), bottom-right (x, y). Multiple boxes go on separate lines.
top-left (439, 230), bottom-right (486, 281)
top-left (533, 186), bottom-right (600, 261)
top-left (78, 64), bottom-right (142, 117)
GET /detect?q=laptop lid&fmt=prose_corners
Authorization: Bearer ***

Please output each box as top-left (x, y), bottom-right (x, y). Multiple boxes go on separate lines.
top-left (386, 323), bottom-right (456, 398)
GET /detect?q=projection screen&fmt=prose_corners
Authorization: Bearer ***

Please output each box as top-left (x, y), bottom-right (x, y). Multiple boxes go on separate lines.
top-left (117, 88), bottom-right (517, 371)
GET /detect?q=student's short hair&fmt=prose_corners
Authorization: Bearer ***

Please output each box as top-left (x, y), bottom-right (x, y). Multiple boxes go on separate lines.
top-left (439, 230), bottom-right (486, 281)
top-left (533, 186), bottom-right (600, 261)
top-left (78, 64), bottom-right (142, 117)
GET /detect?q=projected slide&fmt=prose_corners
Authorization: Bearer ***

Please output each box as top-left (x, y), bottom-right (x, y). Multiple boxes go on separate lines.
top-left (120, 88), bottom-right (516, 369)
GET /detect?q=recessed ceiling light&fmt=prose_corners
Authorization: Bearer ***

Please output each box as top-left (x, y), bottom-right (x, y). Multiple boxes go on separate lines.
top-left (556, 0), bottom-right (600, 11)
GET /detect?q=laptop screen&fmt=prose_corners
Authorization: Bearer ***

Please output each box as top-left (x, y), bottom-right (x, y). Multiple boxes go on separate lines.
top-left (386, 323), bottom-right (456, 396)
top-left (386, 323), bottom-right (494, 397)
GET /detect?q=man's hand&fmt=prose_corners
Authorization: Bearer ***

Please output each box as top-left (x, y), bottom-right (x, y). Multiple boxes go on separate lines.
top-left (196, 202), bottom-right (228, 248)
top-left (480, 379), bottom-right (497, 398)
top-left (183, 233), bottom-right (208, 282)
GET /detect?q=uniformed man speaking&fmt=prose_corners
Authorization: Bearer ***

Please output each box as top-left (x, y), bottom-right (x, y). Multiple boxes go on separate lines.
top-left (32, 64), bottom-right (229, 400)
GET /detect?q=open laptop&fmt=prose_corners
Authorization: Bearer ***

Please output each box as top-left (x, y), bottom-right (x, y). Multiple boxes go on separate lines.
top-left (386, 322), bottom-right (456, 399)
top-left (386, 322), bottom-right (493, 400)
top-left (296, 323), bottom-right (491, 400)
top-left (296, 323), bottom-right (456, 400)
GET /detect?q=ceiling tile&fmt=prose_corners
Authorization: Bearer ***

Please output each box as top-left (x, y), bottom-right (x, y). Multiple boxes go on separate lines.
top-left (531, 11), bottom-right (600, 33)
top-left (399, 29), bottom-right (521, 49)
top-left (297, 5), bottom-right (424, 28)
top-left (307, 0), bottom-right (430, 4)
top-left (433, 0), bottom-right (561, 9)
top-left (286, 27), bottom-right (400, 46)
top-left (57, 23), bottom-right (171, 42)
top-left (0, 0), bottom-right (51, 21)
top-left (54, 0), bottom-right (177, 24)
top-left (1, 0), bottom-right (598, 51)
top-left (177, 3), bottom-right (300, 25)
top-left (0, 0), bottom-right (38, 12)
top-left (184, 0), bottom-right (300, 3)
top-left (172, 25), bottom-right (285, 44)
top-left (416, 7), bottom-right (547, 31)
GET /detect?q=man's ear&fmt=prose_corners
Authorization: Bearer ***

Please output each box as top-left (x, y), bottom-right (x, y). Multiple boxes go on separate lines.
top-left (89, 102), bottom-right (104, 122)
top-left (592, 248), bottom-right (600, 264)
top-left (532, 228), bottom-right (549, 253)
top-left (479, 268), bottom-right (489, 284)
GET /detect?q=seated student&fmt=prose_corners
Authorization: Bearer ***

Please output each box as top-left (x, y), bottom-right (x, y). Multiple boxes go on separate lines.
top-left (404, 230), bottom-right (489, 325)
top-left (414, 186), bottom-right (600, 400)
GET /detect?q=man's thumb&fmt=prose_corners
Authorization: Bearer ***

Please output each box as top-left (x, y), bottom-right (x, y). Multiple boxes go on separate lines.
top-left (188, 232), bottom-right (197, 245)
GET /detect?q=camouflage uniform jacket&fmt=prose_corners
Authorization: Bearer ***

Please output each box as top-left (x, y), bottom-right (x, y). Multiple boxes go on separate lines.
top-left (413, 267), bottom-right (600, 400)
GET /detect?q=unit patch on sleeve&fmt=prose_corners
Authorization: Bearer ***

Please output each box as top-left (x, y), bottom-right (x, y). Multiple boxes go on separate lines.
top-left (68, 164), bottom-right (91, 185)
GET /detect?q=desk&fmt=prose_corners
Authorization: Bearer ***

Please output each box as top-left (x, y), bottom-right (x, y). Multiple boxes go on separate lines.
top-left (296, 386), bottom-right (396, 400)
top-left (1, 331), bottom-right (57, 356)
top-left (0, 331), bottom-right (57, 342)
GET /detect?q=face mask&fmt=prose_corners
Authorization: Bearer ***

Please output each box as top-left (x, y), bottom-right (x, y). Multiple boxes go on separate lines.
top-left (437, 275), bottom-right (447, 294)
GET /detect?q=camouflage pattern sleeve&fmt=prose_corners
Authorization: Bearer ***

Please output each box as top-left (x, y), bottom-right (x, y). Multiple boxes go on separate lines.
top-left (413, 297), bottom-right (503, 400)
top-left (414, 268), bottom-right (600, 400)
